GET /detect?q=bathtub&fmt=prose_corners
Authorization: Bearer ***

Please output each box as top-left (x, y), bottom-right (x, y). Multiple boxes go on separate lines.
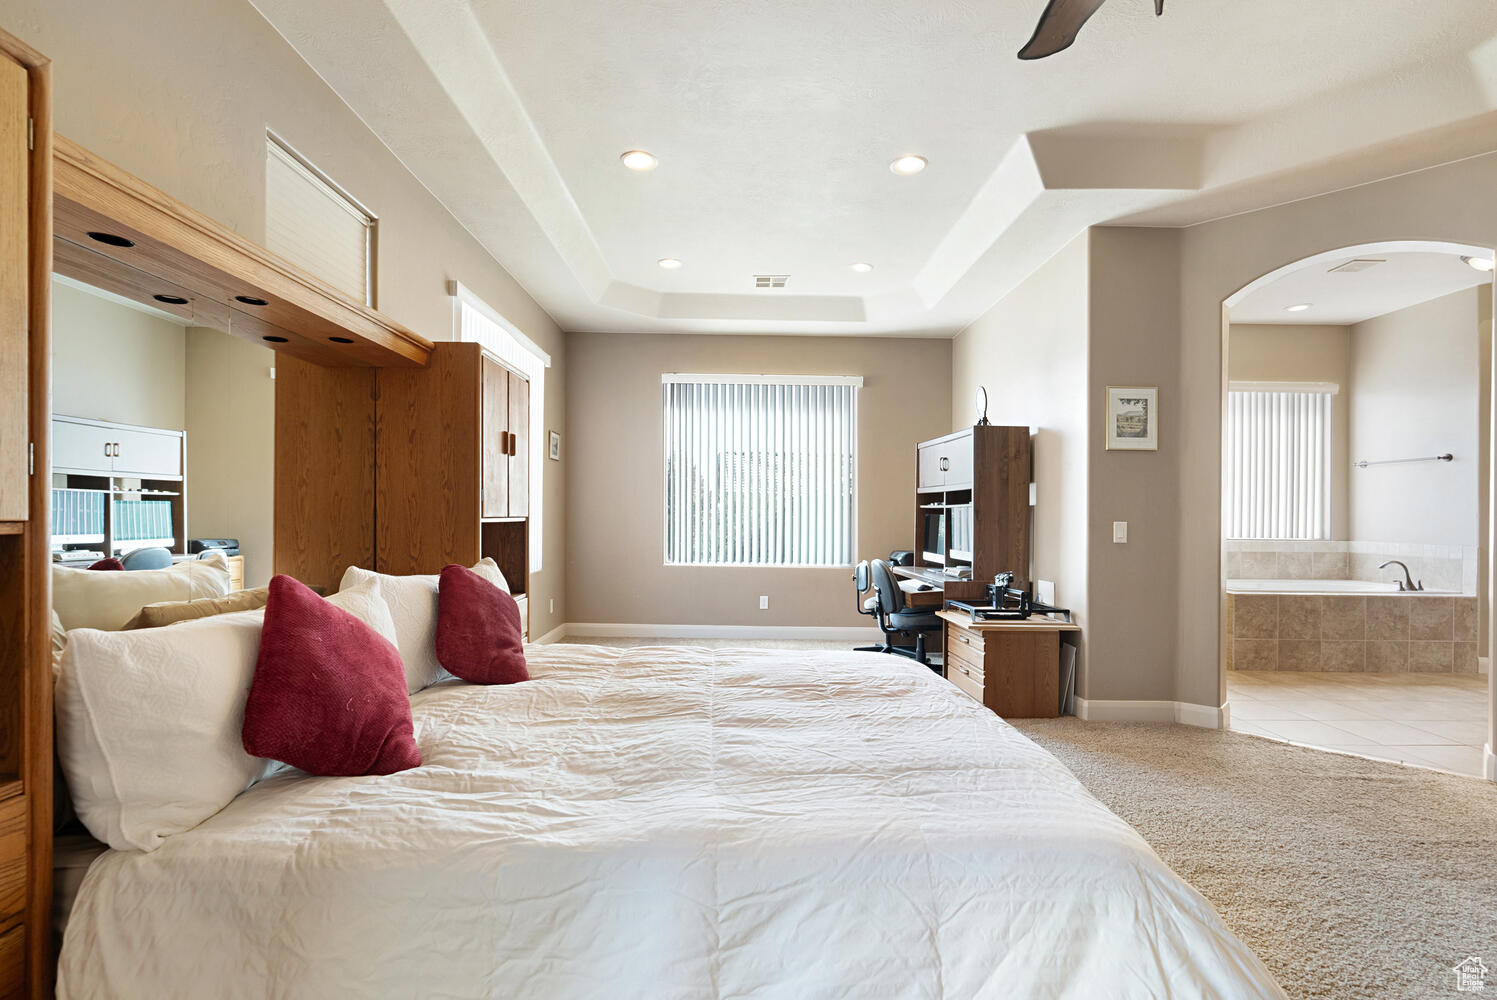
top-left (1226, 583), bottom-right (1478, 673)
top-left (1228, 578), bottom-right (1402, 595)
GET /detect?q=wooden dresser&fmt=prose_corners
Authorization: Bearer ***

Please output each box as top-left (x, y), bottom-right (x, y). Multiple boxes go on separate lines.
top-left (940, 610), bottom-right (1080, 719)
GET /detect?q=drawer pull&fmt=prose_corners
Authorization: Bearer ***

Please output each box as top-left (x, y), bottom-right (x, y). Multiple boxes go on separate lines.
top-left (958, 635), bottom-right (971, 644)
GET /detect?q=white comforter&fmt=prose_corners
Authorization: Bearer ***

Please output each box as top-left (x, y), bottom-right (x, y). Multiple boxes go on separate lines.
top-left (59, 645), bottom-right (1284, 999)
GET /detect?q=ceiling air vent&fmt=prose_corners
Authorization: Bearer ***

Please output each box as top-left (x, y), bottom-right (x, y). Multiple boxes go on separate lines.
top-left (1327, 258), bottom-right (1386, 273)
top-left (754, 274), bottom-right (789, 289)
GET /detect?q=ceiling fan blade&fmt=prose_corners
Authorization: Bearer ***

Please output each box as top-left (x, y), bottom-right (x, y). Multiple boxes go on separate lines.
top-left (1018, 0), bottom-right (1110, 60)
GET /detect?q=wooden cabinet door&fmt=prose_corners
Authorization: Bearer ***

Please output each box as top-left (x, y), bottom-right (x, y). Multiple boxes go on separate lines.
top-left (507, 372), bottom-right (528, 517)
top-left (916, 442), bottom-right (945, 490)
top-left (0, 56), bottom-right (26, 520)
top-left (480, 357), bottom-right (509, 518)
top-left (112, 426), bottom-right (181, 478)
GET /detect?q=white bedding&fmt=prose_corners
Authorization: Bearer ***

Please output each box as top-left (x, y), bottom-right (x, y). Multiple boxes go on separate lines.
top-left (59, 645), bottom-right (1284, 999)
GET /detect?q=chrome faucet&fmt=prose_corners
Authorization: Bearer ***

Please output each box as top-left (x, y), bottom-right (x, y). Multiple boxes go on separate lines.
top-left (1378, 560), bottom-right (1423, 592)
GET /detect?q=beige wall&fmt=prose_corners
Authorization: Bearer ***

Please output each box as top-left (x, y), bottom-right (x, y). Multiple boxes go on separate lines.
top-left (1349, 288), bottom-right (1482, 548)
top-left (52, 280), bottom-right (186, 430)
top-left (12, 0), bottom-right (568, 634)
top-left (1227, 324), bottom-right (1354, 539)
top-left (1087, 228), bottom-right (1183, 704)
top-left (566, 333), bottom-right (951, 628)
top-left (184, 329), bottom-right (275, 588)
top-left (1177, 152), bottom-right (1497, 715)
top-left (951, 234), bottom-right (1090, 686)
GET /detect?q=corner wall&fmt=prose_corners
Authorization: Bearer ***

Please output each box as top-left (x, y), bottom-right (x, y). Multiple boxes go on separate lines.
top-left (950, 234), bottom-right (1091, 688)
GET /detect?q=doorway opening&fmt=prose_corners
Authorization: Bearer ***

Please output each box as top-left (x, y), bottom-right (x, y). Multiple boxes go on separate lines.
top-left (1220, 241), bottom-right (1495, 778)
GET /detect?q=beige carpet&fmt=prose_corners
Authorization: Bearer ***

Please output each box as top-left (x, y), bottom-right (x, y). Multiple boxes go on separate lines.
top-left (1013, 719), bottom-right (1497, 1000)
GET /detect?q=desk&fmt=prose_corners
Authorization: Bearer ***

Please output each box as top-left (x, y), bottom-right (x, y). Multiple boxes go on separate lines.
top-left (890, 564), bottom-right (970, 609)
top-left (938, 609), bottom-right (1081, 718)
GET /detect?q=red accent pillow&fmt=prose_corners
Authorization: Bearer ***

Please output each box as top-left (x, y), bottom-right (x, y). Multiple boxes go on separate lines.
top-left (436, 564), bottom-right (528, 684)
top-left (88, 558), bottom-right (124, 571)
top-left (242, 575), bottom-right (420, 776)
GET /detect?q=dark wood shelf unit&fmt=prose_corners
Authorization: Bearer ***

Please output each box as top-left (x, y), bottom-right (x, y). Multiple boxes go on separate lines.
top-left (912, 425), bottom-right (1033, 588)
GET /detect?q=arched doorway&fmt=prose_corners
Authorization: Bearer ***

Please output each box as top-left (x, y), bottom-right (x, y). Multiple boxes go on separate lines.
top-left (1219, 240), bottom-right (1496, 779)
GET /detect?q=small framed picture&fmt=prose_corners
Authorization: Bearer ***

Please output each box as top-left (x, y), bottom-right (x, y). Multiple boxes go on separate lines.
top-left (548, 430), bottom-right (561, 461)
top-left (1105, 386), bottom-right (1158, 451)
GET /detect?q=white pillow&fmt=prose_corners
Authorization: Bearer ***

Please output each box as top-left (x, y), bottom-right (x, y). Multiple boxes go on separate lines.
top-left (338, 558), bottom-right (508, 694)
top-left (52, 552), bottom-right (231, 632)
top-left (55, 575), bottom-right (398, 852)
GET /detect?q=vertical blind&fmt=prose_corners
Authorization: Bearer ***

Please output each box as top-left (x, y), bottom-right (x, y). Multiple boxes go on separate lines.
top-left (664, 376), bottom-right (860, 566)
top-left (457, 289), bottom-right (549, 573)
top-left (265, 134), bottom-right (376, 305)
top-left (1224, 386), bottom-right (1334, 539)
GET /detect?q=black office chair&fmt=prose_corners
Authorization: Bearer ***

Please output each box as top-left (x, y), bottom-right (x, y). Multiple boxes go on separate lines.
top-left (869, 558), bottom-right (943, 668)
top-left (851, 561), bottom-right (887, 653)
top-left (120, 546), bottom-right (173, 571)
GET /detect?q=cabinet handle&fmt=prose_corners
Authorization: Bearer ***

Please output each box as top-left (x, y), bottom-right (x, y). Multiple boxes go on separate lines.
top-left (958, 634), bottom-right (970, 644)
top-left (113, 443), bottom-right (121, 458)
top-left (103, 442), bottom-right (111, 457)
top-left (510, 432), bottom-right (517, 456)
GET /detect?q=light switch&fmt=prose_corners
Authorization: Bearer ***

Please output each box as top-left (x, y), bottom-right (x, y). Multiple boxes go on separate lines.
top-left (759, 595), bottom-right (769, 610)
top-left (1113, 521), bottom-right (1128, 544)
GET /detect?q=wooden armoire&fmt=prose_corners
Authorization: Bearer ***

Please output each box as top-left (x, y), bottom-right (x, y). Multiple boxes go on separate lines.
top-left (0, 25), bottom-right (51, 1000)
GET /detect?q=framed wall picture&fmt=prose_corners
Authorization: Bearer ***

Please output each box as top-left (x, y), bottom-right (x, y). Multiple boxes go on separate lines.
top-left (548, 430), bottom-right (561, 461)
top-left (1105, 386), bottom-right (1158, 451)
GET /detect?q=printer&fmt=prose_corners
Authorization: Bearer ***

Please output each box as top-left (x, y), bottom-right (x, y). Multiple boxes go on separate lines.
top-left (189, 538), bottom-right (240, 557)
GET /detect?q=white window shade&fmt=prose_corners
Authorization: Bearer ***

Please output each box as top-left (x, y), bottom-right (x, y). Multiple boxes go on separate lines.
top-left (664, 376), bottom-right (860, 566)
top-left (453, 283), bottom-right (549, 573)
top-left (265, 134), bottom-right (375, 305)
top-left (1224, 386), bottom-right (1334, 540)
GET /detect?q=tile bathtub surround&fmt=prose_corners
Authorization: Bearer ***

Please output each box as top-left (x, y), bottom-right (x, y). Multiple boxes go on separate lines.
top-left (1227, 593), bottom-right (1479, 674)
top-left (1224, 540), bottom-right (1475, 592)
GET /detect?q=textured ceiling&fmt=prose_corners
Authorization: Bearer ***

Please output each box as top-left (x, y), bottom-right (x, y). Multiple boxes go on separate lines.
top-left (250, 0), bottom-right (1497, 336)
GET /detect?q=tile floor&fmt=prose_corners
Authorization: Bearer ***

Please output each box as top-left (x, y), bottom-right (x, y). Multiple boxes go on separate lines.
top-left (1228, 669), bottom-right (1490, 778)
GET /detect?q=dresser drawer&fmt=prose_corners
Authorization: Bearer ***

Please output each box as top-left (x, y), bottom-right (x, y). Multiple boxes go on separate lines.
top-left (0, 795), bottom-right (25, 925)
top-left (947, 657), bottom-right (985, 703)
top-left (946, 636), bottom-right (985, 678)
top-left (947, 624), bottom-right (985, 657)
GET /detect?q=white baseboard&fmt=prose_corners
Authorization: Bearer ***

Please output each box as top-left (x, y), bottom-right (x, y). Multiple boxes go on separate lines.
top-left (530, 624), bottom-right (566, 645)
top-left (563, 622), bottom-right (883, 642)
top-left (1486, 744), bottom-right (1496, 783)
top-left (1074, 697), bottom-right (1227, 730)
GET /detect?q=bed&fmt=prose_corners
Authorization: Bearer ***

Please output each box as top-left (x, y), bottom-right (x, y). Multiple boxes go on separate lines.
top-left (57, 644), bottom-right (1284, 998)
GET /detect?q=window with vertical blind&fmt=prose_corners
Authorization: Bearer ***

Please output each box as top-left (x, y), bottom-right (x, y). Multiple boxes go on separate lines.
top-left (452, 282), bottom-right (550, 572)
top-left (1224, 382), bottom-right (1336, 539)
top-left (663, 375), bottom-right (860, 566)
top-left (265, 132), bottom-right (376, 305)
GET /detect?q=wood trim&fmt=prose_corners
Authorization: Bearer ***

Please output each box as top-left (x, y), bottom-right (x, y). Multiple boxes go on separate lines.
top-left (12, 32), bottom-right (51, 1000)
top-left (52, 135), bottom-right (432, 369)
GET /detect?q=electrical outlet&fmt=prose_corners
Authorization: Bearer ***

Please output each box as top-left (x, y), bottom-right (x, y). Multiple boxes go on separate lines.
top-left (1113, 521), bottom-right (1128, 544)
top-left (759, 595), bottom-right (769, 610)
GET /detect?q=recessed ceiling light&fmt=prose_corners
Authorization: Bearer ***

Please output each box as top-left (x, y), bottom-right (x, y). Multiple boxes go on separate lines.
top-left (620, 150), bottom-right (658, 171)
top-left (889, 155), bottom-right (928, 176)
top-left (657, 258), bottom-right (682, 270)
top-left (1462, 255), bottom-right (1495, 272)
top-left (850, 262), bottom-right (874, 273)
top-left (1286, 303), bottom-right (1312, 313)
